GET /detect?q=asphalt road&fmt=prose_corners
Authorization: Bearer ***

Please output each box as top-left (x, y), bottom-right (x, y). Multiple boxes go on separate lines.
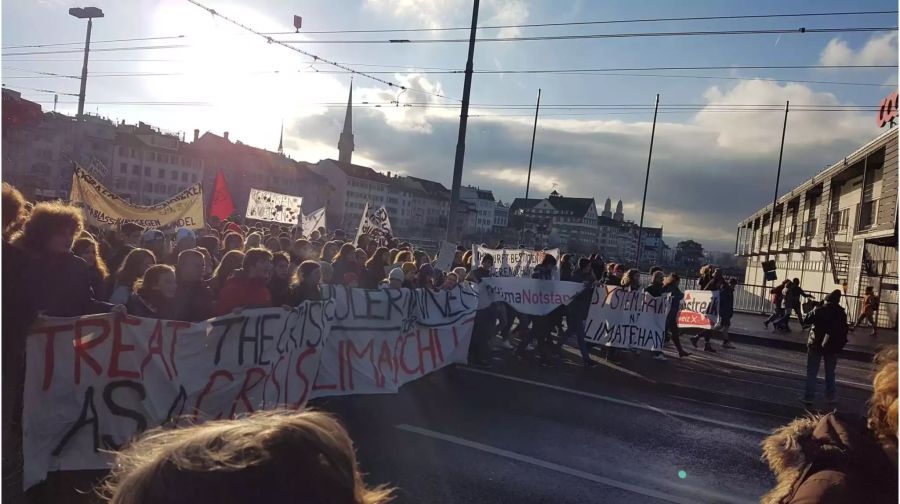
top-left (317, 336), bottom-right (877, 504)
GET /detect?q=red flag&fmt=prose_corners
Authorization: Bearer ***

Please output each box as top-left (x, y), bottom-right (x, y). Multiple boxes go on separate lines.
top-left (209, 171), bottom-right (235, 220)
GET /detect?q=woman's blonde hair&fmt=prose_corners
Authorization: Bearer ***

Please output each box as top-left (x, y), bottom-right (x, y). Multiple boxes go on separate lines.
top-left (102, 410), bottom-right (394, 504)
top-left (869, 347), bottom-right (898, 448)
top-left (73, 236), bottom-right (110, 280)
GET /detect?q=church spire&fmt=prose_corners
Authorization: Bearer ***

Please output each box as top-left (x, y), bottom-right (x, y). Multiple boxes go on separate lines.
top-left (277, 119), bottom-right (284, 155)
top-left (338, 80), bottom-right (354, 164)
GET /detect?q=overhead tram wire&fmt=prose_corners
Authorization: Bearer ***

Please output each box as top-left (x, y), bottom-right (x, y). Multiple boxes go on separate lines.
top-left (2, 35), bottom-right (185, 50)
top-left (260, 10), bottom-right (898, 34)
top-left (2, 44), bottom-right (189, 57)
top-left (184, 0), bottom-right (460, 103)
top-left (1, 85), bottom-right (79, 96)
top-left (273, 26), bottom-right (898, 44)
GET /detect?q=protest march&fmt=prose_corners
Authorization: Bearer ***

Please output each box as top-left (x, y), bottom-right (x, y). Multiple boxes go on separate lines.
top-left (1, 172), bottom-right (743, 495)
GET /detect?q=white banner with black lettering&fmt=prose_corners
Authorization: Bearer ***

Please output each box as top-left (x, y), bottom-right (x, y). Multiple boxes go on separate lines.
top-left (472, 246), bottom-right (561, 279)
top-left (477, 277), bottom-right (586, 315)
top-left (584, 287), bottom-right (670, 351)
top-left (301, 207), bottom-right (327, 237)
top-left (245, 188), bottom-right (303, 225)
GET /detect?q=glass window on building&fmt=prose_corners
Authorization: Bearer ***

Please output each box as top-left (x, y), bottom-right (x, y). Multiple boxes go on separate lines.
top-left (118, 146), bottom-right (126, 156)
top-left (191, 174), bottom-right (198, 183)
top-left (120, 163), bottom-right (127, 174)
top-left (171, 171), bottom-right (179, 181)
top-left (144, 166), bottom-right (151, 176)
top-left (158, 168), bottom-right (166, 178)
top-left (181, 172), bottom-right (188, 182)
top-left (132, 165), bottom-right (141, 175)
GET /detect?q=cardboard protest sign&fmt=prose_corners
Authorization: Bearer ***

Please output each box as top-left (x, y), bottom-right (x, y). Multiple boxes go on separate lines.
top-left (69, 165), bottom-right (204, 230)
top-left (434, 241), bottom-right (458, 272)
top-left (245, 188), bottom-right (303, 225)
top-left (477, 277), bottom-right (586, 316)
top-left (301, 207), bottom-right (327, 237)
top-left (584, 286), bottom-right (670, 351)
top-left (23, 287), bottom-right (477, 489)
top-left (472, 246), bottom-right (561, 280)
top-left (676, 290), bottom-right (721, 329)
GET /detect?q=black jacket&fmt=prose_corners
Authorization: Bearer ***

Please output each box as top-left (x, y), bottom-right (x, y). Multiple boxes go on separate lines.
top-left (803, 301), bottom-right (848, 354)
top-left (567, 268), bottom-right (594, 320)
top-left (289, 281), bottom-right (322, 305)
top-left (171, 280), bottom-right (214, 322)
top-left (25, 251), bottom-right (113, 317)
top-left (268, 277), bottom-right (292, 307)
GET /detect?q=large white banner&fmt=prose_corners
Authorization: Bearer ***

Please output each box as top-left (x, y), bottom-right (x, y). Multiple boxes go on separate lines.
top-left (477, 277), bottom-right (586, 316)
top-left (676, 290), bottom-right (721, 329)
top-left (472, 246), bottom-right (561, 279)
top-left (245, 188), bottom-right (303, 225)
top-left (23, 286), bottom-right (476, 489)
top-left (69, 165), bottom-right (204, 230)
top-left (301, 207), bottom-right (327, 237)
top-left (585, 287), bottom-right (670, 351)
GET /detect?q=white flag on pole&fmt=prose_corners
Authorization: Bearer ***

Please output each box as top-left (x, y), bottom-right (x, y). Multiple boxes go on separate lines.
top-left (301, 207), bottom-right (327, 237)
top-left (355, 203), bottom-right (393, 245)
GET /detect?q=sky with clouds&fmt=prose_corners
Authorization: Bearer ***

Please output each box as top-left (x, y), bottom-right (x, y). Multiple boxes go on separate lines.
top-left (3, 0), bottom-right (898, 250)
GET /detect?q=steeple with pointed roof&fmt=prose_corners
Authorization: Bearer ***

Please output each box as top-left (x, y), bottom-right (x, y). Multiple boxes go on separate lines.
top-left (338, 81), bottom-right (354, 164)
top-left (601, 198), bottom-right (612, 218)
top-left (613, 199), bottom-right (624, 222)
top-left (277, 119), bottom-right (284, 155)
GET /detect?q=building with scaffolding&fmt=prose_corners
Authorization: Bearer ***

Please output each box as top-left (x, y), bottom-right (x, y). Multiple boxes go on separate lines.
top-left (735, 127), bottom-right (898, 328)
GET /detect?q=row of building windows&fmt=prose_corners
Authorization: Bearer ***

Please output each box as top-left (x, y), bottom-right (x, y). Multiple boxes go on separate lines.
top-left (117, 146), bottom-right (201, 168)
top-left (118, 163), bottom-right (197, 183)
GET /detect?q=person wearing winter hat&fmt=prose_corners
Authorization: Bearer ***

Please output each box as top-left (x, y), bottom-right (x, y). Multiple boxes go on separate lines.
top-left (140, 229), bottom-right (167, 265)
top-left (167, 228), bottom-right (197, 264)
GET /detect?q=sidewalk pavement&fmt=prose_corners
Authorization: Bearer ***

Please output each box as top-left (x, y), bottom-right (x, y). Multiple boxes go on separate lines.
top-left (702, 311), bottom-right (897, 361)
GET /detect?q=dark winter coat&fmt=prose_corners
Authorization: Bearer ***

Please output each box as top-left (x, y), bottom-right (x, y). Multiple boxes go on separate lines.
top-left (126, 294), bottom-right (163, 319)
top-left (289, 281), bottom-right (322, 305)
top-left (171, 280), bottom-right (214, 322)
top-left (331, 258), bottom-right (360, 286)
top-left (25, 251), bottom-right (113, 317)
top-left (362, 263), bottom-right (387, 289)
top-left (567, 268), bottom-right (594, 320)
top-left (531, 264), bottom-right (554, 280)
top-left (268, 276), bottom-right (292, 307)
top-left (803, 301), bottom-right (848, 354)
top-left (719, 283), bottom-right (735, 320)
top-left (663, 284), bottom-right (683, 327)
top-left (761, 412), bottom-right (897, 504)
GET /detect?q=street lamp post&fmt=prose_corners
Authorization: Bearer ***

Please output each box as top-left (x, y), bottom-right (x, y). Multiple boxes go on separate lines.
top-left (69, 6), bottom-right (104, 120)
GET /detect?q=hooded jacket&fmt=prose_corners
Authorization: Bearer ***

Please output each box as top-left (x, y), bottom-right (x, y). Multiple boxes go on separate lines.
top-left (761, 412), bottom-right (897, 504)
top-left (214, 269), bottom-right (271, 316)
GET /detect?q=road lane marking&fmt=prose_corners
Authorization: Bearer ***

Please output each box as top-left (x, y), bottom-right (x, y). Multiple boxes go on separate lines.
top-left (459, 367), bottom-right (771, 435)
top-left (689, 352), bottom-right (872, 390)
top-left (396, 423), bottom-right (757, 504)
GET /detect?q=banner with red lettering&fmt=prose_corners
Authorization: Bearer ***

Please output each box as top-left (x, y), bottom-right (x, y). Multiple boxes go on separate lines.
top-left (23, 286), bottom-right (476, 489)
top-left (676, 290), bottom-right (721, 330)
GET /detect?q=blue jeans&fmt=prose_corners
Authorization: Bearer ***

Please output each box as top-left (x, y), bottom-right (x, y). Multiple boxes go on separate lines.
top-left (805, 347), bottom-right (837, 401)
top-left (559, 317), bottom-right (590, 364)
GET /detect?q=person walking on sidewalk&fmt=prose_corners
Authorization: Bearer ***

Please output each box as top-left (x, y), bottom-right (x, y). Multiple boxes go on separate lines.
top-left (801, 289), bottom-right (849, 407)
top-left (555, 257), bottom-right (597, 368)
top-left (662, 273), bottom-right (691, 358)
top-left (764, 279), bottom-right (791, 331)
top-left (778, 278), bottom-right (814, 331)
top-left (690, 269), bottom-right (725, 353)
top-left (645, 270), bottom-right (671, 361)
top-left (851, 285), bottom-right (879, 337)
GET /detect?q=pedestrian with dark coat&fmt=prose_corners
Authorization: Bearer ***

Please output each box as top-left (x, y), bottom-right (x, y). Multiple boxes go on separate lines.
top-left (1, 183), bottom-right (35, 501)
top-left (268, 252), bottom-right (292, 307)
top-left (469, 254), bottom-right (496, 368)
top-left (362, 247), bottom-right (390, 289)
top-left (761, 347), bottom-right (897, 504)
top-left (781, 278), bottom-right (814, 330)
top-left (16, 201), bottom-right (123, 317)
top-left (644, 271), bottom-right (670, 361)
top-left (800, 289), bottom-right (849, 406)
top-left (559, 254), bottom-right (574, 281)
top-left (331, 243), bottom-right (361, 286)
top-left (690, 269), bottom-right (726, 353)
top-left (289, 260), bottom-right (323, 305)
top-left (105, 222), bottom-right (143, 277)
top-left (127, 264), bottom-right (177, 318)
top-left (662, 273), bottom-right (690, 358)
top-left (73, 236), bottom-right (110, 301)
top-left (555, 257), bottom-right (596, 367)
top-left (518, 254), bottom-right (561, 367)
top-left (172, 249), bottom-right (213, 322)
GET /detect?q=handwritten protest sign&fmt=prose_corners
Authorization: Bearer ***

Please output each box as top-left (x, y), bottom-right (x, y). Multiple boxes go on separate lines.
top-left (676, 290), bottom-right (721, 329)
top-left (584, 287), bottom-right (670, 350)
top-left (245, 188), bottom-right (303, 225)
top-left (477, 277), bottom-right (586, 316)
top-left (301, 207), bottom-right (327, 237)
top-left (434, 241), bottom-right (458, 272)
top-left (69, 165), bottom-right (204, 230)
top-left (23, 286), bottom-right (476, 489)
top-left (355, 203), bottom-right (394, 245)
top-left (472, 246), bottom-right (561, 279)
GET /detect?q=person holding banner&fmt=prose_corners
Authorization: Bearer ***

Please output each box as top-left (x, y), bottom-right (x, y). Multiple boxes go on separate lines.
top-left (73, 236), bottom-right (110, 301)
top-left (332, 243), bottom-right (361, 286)
top-left (289, 260), bottom-right (324, 304)
top-left (172, 249), bottom-right (213, 322)
top-left (109, 248), bottom-right (157, 305)
top-left (470, 253), bottom-right (497, 368)
top-left (210, 250), bottom-right (245, 299)
top-left (126, 264), bottom-right (177, 318)
top-left (269, 252), bottom-right (293, 307)
top-left (17, 201), bottom-right (124, 317)
top-left (214, 248), bottom-right (273, 316)
top-left (362, 247), bottom-right (390, 289)
top-left (662, 273), bottom-right (691, 358)
top-left (523, 254), bottom-right (562, 367)
top-left (556, 257), bottom-right (596, 368)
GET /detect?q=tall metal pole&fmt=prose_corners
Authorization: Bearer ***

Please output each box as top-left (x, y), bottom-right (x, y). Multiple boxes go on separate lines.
top-left (524, 88), bottom-right (541, 200)
top-left (77, 17), bottom-right (93, 119)
top-left (520, 88), bottom-right (541, 244)
top-left (446, 0), bottom-right (480, 243)
top-left (635, 93), bottom-right (660, 267)
top-left (765, 101), bottom-right (790, 262)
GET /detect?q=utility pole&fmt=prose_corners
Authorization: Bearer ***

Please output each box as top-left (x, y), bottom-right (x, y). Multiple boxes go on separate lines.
top-left (446, 0), bottom-right (480, 243)
top-left (764, 101), bottom-right (790, 288)
top-left (69, 7), bottom-right (104, 120)
top-left (520, 88), bottom-right (541, 244)
top-left (635, 93), bottom-right (660, 267)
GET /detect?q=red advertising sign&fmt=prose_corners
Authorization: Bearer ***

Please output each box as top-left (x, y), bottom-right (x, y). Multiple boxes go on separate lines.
top-left (877, 91), bottom-right (899, 128)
